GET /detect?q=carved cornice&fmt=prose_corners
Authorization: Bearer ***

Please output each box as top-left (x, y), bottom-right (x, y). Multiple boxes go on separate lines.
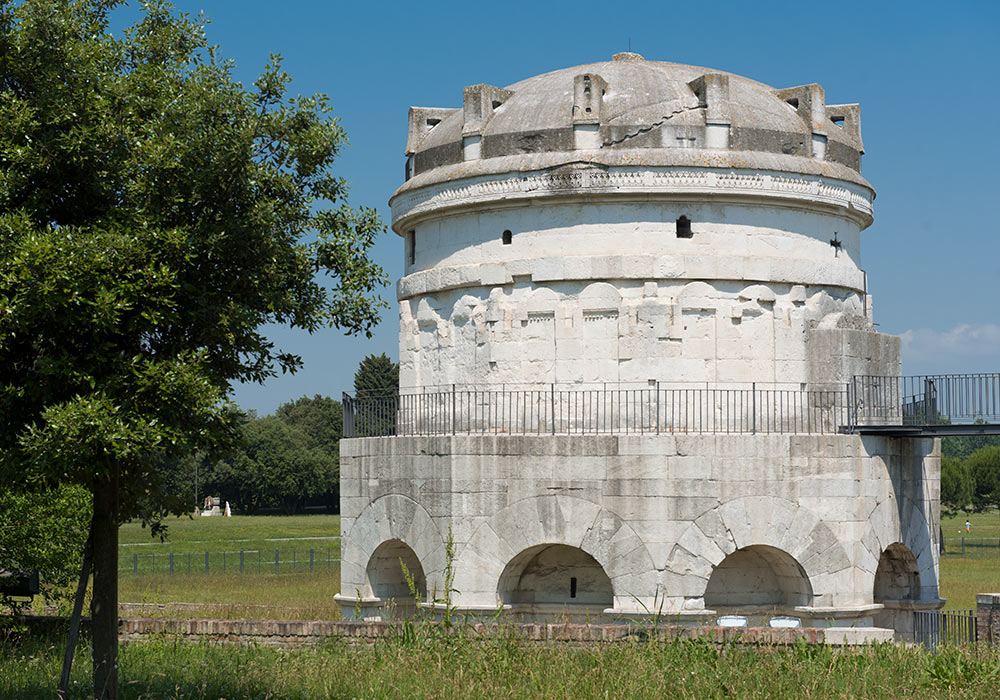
top-left (391, 167), bottom-right (875, 231)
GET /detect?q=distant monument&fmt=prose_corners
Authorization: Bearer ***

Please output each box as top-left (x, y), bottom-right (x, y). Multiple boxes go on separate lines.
top-left (199, 496), bottom-right (231, 517)
top-left (338, 54), bottom-right (940, 636)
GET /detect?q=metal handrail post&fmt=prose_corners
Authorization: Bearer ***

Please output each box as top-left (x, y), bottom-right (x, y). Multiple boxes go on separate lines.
top-left (343, 393), bottom-right (353, 438)
top-left (551, 383), bottom-right (556, 435)
top-left (451, 384), bottom-right (456, 435)
top-left (656, 381), bottom-right (660, 434)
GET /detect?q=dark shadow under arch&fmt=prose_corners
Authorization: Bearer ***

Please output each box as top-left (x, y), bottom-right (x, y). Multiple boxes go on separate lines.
top-left (874, 542), bottom-right (920, 602)
top-left (704, 545), bottom-right (812, 609)
top-left (498, 544), bottom-right (613, 608)
top-left (366, 539), bottom-right (426, 601)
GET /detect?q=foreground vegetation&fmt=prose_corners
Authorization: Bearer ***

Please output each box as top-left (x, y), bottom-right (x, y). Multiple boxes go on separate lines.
top-left (3, 633), bottom-right (1000, 699)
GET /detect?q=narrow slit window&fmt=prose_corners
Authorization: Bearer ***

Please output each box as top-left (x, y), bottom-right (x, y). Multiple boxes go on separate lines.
top-left (676, 215), bottom-right (692, 238)
top-left (502, 229), bottom-right (512, 245)
top-left (570, 577), bottom-right (578, 598)
top-left (407, 230), bottom-right (415, 265)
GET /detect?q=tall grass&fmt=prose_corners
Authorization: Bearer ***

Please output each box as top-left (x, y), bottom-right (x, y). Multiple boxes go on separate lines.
top-left (3, 633), bottom-right (1000, 699)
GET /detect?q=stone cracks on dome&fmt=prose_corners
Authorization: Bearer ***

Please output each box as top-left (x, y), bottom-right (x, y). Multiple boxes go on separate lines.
top-left (401, 56), bottom-right (866, 191)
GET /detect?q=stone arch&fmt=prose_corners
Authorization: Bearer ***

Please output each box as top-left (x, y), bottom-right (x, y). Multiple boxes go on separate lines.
top-left (705, 544), bottom-right (813, 609)
top-left (873, 542), bottom-right (920, 602)
top-left (525, 287), bottom-right (560, 314)
top-left (498, 544), bottom-right (614, 608)
top-left (455, 494), bottom-right (658, 610)
top-left (341, 494), bottom-right (446, 602)
top-left (666, 496), bottom-right (850, 607)
top-left (366, 539), bottom-right (426, 601)
top-left (522, 287), bottom-right (558, 339)
top-left (860, 498), bottom-right (937, 601)
top-left (579, 282), bottom-right (621, 312)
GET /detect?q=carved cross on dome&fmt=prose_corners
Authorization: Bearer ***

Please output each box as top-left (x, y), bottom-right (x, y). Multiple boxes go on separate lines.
top-left (830, 232), bottom-right (842, 257)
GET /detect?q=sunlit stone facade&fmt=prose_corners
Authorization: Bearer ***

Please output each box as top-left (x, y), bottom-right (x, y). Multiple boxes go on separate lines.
top-left (338, 54), bottom-right (941, 635)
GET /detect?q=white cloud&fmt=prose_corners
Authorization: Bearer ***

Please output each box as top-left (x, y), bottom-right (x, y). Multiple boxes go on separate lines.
top-left (900, 323), bottom-right (1000, 375)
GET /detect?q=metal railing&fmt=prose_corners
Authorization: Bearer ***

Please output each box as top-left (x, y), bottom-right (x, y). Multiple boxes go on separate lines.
top-left (849, 374), bottom-right (1000, 427)
top-left (119, 548), bottom-right (339, 576)
top-left (913, 609), bottom-right (978, 648)
top-left (343, 384), bottom-right (850, 438)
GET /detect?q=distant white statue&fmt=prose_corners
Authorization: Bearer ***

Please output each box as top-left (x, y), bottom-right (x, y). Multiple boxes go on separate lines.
top-left (224, 501), bottom-right (232, 517)
top-left (200, 496), bottom-right (223, 517)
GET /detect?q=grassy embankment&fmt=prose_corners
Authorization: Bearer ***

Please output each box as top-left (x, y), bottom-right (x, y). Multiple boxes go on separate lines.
top-left (4, 633), bottom-right (1000, 699)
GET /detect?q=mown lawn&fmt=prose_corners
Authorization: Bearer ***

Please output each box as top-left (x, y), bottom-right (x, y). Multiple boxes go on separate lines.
top-left (118, 569), bottom-right (341, 620)
top-left (119, 514), bottom-right (340, 555)
top-left (3, 633), bottom-right (1000, 700)
top-left (939, 510), bottom-right (1000, 609)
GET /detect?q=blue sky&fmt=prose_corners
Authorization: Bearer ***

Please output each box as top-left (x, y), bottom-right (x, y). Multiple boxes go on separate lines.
top-left (136, 0), bottom-right (1000, 413)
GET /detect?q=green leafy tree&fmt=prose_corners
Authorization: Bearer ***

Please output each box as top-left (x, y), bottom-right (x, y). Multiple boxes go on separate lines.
top-left (275, 394), bottom-right (343, 454)
top-left (940, 455), bottom-right (973, 517)
top-left (352, 353), bottom-right (399, 437)
top-left (204, 396), bottom-right (342, 513)
top-left (210, 416), bottom-right (336, 514)
top-left (965, 446), bottom-right (1000, 514)
top-left (0, 2), bottom-right (386, 697)
top-left (354, 352), bottom-right (400, 397)
top-left (0, 485), bottom-right (91, 611)
top-left (942, 433), bottom-right (1000, 461)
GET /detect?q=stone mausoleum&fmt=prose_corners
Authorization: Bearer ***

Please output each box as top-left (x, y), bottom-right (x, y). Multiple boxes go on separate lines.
top-left (336, 53), bottom-right (941, 634)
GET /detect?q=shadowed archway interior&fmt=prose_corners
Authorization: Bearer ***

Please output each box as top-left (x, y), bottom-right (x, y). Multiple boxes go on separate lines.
top-left (873, 542), bottom-right (920, 602)
top-left (366, 539), bottom-right (426, 601)
top-left (704, 545), bottom-right (812, 609)
top-left (498, 544), bottom-right (613, 608)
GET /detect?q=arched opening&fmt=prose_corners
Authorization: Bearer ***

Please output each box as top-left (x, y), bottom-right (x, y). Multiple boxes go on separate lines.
top-left (705, 545), bottom-right (812, 610)
top-left (498, 544), bottom-right (613, 611)
top-left (366, 539), bottom-right (426, 602)
top-left (874, 543), bottom-right (920, 602)
top-left (675, 215), bottom-right (692, 238)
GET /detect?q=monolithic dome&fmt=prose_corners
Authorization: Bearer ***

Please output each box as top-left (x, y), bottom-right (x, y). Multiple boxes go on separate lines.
top-left (337, 53), bottom-right (941, 634)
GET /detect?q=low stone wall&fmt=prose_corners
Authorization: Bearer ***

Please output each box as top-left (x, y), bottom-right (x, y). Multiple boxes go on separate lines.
top-left (9, 614), bottom-right (895, 647)
top-left (117, 618), bottom-right (883, 646)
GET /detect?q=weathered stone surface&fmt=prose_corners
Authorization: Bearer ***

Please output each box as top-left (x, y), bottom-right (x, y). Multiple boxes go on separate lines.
top-left (340, 57), bottom-right (938, 638)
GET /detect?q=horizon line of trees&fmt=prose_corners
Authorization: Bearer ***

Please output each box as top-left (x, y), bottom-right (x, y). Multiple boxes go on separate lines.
top-left (169, 353), bottom-right (399, 515)
top-left (940, 435), bottom-right (1000, 517)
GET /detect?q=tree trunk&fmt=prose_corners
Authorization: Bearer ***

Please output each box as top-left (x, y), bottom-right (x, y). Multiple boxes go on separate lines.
top-left (91, 472), bottom-right (118, 700)
top-left (57, 524), bottom-right (93, 699)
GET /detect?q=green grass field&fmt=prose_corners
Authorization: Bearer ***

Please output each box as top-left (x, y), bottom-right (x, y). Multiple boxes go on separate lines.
top-left (4, 634), bottom-right (1000, 699)
top-left (119, 514), bottom-right (340, 554)
top-left (115, 515), bottom-right (342, 619)
top-left (939, 511), bottom-right (1000, 610)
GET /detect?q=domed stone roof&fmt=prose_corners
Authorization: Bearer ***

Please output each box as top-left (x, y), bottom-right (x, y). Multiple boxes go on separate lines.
top-left (397, 53), bottom-right (869, 196)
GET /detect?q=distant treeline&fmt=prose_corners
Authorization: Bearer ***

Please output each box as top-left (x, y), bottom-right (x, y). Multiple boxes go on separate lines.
top-left (164, 353), bottom-right (399, 515)
top-left (941, 434), bottom-right (1000, 515)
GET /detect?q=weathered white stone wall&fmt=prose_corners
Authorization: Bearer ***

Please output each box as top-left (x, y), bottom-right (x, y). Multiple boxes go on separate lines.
top-left (339, 433), bottom-right (940, 623)
top-left (396, 191), bottom-right (889, 390)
